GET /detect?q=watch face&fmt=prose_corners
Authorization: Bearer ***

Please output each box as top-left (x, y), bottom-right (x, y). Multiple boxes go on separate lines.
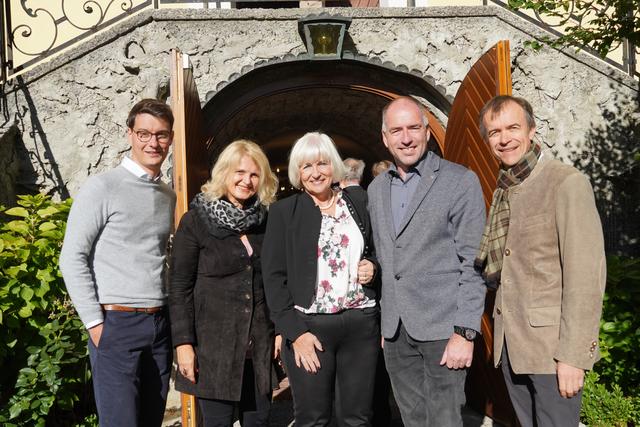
top-left (465, 329), bottom-right (477, 340)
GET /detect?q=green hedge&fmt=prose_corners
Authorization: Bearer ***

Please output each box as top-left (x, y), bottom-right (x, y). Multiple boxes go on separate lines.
top-left (0, 195), bottom-right (96, 426)
top-left (581, 256), bottom-right (640, 426)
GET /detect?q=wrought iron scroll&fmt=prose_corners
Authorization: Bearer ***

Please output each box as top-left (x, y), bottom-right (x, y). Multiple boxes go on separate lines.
top-left (2, 0), bottom-right (152, 80)
top-left (489, 0), bottom-right (638, 79)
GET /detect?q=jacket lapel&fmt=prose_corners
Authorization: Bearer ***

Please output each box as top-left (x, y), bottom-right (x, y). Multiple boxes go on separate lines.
top-left (396, 153), bottom-right (440, 237)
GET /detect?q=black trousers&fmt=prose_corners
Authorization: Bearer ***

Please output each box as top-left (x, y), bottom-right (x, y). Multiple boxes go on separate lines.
top-left (88, 309), bottom-right (172, 427)
top-left (501, 344), bottom-right (582, 427)
top-left (283, 307), bottom-right (380, 427)
top-left (198, 359), bottom-right (272, 427)
top-left (371, 351), bottom-right (392, 427)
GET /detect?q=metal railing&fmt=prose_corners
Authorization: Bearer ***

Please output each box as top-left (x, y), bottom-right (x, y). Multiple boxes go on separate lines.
top-left (0, 0), bottom-right (304, 81)
top-left (1, 1), bottom-right (160, 81)
top-left (1, 0), bottom-right (637, 82)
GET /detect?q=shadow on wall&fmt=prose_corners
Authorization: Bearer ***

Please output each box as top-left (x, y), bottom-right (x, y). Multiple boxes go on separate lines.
top-left (571, 83), bottom-right (640, 256)
top-left (0, 125), bottom-right (21, 207)
top-left (0, 77), bottom-right (69, 200)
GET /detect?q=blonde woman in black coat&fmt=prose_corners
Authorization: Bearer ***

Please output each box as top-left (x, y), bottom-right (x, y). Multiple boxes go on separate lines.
top-left (169, 140), bottom-right (279, 427)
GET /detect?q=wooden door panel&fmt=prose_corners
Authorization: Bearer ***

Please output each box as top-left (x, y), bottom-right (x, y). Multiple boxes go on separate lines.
top-left (442, 40), bottom-right (519, 427)
top-left (169, 48), bottom-right (210, 427)
top-left (170, 49), bottom-right (210, 227)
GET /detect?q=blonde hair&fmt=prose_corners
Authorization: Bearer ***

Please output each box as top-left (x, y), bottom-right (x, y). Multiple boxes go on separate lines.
top-left (201, 140), bottom-right (278, 206)
top-left (288, 132), bottom-right (346, 190)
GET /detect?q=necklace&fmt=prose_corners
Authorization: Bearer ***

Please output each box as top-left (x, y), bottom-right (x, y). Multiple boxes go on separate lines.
top-left (315, 192), bottom-right (335, 210)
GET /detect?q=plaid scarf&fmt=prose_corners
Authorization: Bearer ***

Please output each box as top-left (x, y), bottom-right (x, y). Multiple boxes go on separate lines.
top-left (474, 143), bottom-right (541, 289)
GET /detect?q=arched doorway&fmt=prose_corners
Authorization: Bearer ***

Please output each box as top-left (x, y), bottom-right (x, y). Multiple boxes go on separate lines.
top-left (201, 59), bottom-right (448, 191)
top-left (170, 42), bottom-right (517, 426)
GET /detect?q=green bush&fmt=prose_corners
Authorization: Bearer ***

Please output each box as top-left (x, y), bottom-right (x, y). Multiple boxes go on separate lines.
top-left (581, 371), bottom-right (640, 427)
top-left (597, 256), bottom-right (640, 396)
top-left (0, 195), bottom-right (97, 426)
top-left (580, 256), bottom-right (640, 426)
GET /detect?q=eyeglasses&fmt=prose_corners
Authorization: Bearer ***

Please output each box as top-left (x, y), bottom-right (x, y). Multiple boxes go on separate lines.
top-left (133, 129), bottom-right (171, 144)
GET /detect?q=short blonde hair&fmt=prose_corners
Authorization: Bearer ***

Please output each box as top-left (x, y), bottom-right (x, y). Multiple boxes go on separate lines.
top-left (201, 140), bottom-right (278, 206)
top-left (288, 132), bottom-right (346, 190)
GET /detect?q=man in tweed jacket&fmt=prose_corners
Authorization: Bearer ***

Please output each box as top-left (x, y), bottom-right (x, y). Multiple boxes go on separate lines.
top-left (368, 97), bottom-right (486, 427)
top-left (476, 95), bottom-right (606, 427)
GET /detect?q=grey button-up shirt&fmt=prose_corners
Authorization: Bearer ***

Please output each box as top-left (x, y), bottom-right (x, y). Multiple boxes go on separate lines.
top-left (388, 157), bottom-right (425, 234)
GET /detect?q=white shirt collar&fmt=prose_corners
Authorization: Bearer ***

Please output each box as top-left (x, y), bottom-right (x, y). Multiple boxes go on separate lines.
top-left (121, 156), bottom-right (163, 182)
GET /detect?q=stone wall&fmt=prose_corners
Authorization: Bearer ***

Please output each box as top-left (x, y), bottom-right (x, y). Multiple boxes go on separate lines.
top-left (1, 6), bottom-right (638, 250)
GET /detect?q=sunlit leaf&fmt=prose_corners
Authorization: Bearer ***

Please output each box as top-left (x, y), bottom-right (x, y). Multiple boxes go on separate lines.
top-left (36, 206), bottom-right (59, 218)
top-left (5, 207), bottom-right (29, 218)
top-left (20, 287), bottom-right (34, 302)
top-left (8, 403), bottom-right (22, 419)
top-left (5, 221), bottom-right (29, 236)
top-left (18, 306), bottom-right (32, 318)
top-left (38, 222), bottom-right (57, 232)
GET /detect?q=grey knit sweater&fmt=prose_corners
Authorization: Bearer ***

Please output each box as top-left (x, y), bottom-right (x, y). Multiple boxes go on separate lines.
top-left (60, 165), bottom-right (176, 328)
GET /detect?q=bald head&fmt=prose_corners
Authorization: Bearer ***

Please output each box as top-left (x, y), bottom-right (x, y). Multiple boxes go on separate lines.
top-left (381, 96), bottom-right (429, 132)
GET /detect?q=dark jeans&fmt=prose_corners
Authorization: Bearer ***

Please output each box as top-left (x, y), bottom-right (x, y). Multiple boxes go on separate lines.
top-left (198, 359), bottom-right (272, 427)
top-left (501, 344), bottom-right (582, 427)
top-left (383, 324), bottom-right (466, 427)
top-left (283, 307), bottom-right (380, 427)
top-left (88, 309), bottom-right (172, 427)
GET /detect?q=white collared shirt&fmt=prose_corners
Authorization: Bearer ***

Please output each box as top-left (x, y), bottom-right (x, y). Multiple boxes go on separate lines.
top-left (121, 156), bottom-right (163, 182)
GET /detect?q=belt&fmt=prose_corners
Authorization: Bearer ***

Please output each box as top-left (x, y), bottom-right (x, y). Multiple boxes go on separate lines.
top-left (101, 304), bottom-right (164, 314)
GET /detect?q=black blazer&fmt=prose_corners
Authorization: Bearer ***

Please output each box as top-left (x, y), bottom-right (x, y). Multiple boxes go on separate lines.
top-left (261, 187), bottom-right (378, 342)
top-left (169, 208), bottom-right (274, 401)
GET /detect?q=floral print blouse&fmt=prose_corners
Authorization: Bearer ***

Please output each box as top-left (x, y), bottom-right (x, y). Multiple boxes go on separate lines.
top-left (296, 192), bottom-right (376, 314)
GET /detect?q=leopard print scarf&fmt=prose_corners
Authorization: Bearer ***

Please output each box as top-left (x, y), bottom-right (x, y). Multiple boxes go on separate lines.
top-left (191, 192), bottom-right (266, 234)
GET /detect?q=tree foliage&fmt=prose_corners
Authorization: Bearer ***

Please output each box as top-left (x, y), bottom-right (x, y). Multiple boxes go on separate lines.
top-left (508, 0), bottom-right (640, 57)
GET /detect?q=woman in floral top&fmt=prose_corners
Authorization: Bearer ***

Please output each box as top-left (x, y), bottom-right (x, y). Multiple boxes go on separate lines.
top-left (262, 132), bottom-right (380, 426)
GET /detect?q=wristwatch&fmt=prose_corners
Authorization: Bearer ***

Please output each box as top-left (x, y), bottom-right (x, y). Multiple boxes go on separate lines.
top-left (454, 326), bottom-right (477, 341)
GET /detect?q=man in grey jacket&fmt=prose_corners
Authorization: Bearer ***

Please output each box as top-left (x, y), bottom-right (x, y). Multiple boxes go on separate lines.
top-left (60, 99), bottom-right (176, 427)
top-left (368, 97), bottom-right (486, 427)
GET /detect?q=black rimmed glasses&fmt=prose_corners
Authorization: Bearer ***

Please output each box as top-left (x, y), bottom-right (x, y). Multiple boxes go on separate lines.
top-left (133, 129), bottom-right (172, 144)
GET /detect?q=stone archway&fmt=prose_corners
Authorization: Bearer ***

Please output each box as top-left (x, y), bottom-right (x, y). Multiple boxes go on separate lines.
top-left (201, 59), bottom-right (450, 189)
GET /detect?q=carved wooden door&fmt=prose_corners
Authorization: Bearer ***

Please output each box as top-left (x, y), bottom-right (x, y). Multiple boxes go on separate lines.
top-left (169, 48), bottom-right (210, 427)
top-left (442, 40), bottom-right (519, 426)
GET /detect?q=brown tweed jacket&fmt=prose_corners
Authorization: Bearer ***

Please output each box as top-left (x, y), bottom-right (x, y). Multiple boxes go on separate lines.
top-left (493, 154), bottom-right (606, 374)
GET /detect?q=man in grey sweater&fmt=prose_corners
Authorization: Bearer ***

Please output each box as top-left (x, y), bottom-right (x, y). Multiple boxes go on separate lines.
top-left (60, 99), bottom-right (176, 427)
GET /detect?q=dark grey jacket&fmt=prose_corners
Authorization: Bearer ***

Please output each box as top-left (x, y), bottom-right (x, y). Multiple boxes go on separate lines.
top-left (169, 207), bottom-right (274, 401)
top-left (367, 152), bottom-right (486, 341)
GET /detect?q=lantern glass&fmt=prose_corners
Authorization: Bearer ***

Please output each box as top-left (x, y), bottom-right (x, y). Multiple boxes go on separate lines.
top-left (307, 24), bottom-right (342, 57)
top-left (298, 15), bottom-right (351, 60)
